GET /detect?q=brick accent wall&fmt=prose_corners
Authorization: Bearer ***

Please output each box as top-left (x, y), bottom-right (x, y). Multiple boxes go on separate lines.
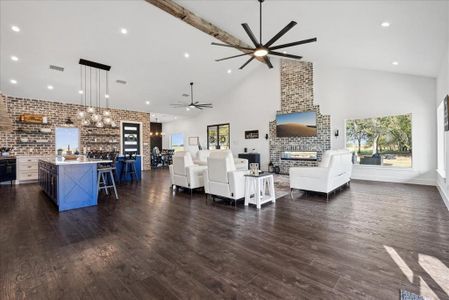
top-left (0, 95), bottom-right (151, 170)
top-left (269, 60), bottom-right (331, 174)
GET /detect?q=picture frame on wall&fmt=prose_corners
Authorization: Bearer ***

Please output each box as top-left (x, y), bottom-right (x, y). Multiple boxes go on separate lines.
top-left (188, 136), bottom-right (199, 146)
top-left (445, 95), bottom-right (449, 131)
top-left (245, 130), bottom-right (259, 139)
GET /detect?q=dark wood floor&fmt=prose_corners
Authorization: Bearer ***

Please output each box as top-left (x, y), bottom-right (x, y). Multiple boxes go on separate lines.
top-left (1, 169), bottom-right (449, 299)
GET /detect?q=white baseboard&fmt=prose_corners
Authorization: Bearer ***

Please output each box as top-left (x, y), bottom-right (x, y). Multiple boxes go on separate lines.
top-left (436, 184), bottom-right (449, 211)
top-left (351, 174), bottom-right (436, 186)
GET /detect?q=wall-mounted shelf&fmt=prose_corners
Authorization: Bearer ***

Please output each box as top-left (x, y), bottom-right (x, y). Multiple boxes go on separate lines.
top-left (15, 121), bottom-right (52, 125)
top-left (83, 126), bottom-right (119, 129)
top-left (84, 133), bottom-right (118, 137)
top-left (86, 142), bottom-right (119, 145)
top-left (16, 142), bottom-right (53, 145)
top-left (15, 130), bottom-right (52, 135)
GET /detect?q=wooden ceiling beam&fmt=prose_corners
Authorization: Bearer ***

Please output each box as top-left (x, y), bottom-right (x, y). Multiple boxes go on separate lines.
top-left (145, 0), bottom-right (265, 64)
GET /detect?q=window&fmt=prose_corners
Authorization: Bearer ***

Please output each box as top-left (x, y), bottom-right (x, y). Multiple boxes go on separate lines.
top-left (437, 101), bottom-right (446, 177)
top-left (171, 133), bottom-right (184, 151)
top-left (207, 123), bottom-right (230, 150)
top-left (345, 114), bottom-right (412, 168)
top-left (55, 127), bottom-right (80, 154)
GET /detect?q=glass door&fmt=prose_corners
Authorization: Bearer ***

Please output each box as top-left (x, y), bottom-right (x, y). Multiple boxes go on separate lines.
top-left (122, 122), bottom-right (141, 155)
top-left (207, 123), bottom-right (230, 150)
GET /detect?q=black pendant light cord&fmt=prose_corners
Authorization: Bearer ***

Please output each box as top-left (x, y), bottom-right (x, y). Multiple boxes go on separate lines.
top-left (84, 66), bottom-right (87, 108)
top-left (190, 82), bottom-right (194, 105)
top-left (259, 0), bottom-right (263, 44)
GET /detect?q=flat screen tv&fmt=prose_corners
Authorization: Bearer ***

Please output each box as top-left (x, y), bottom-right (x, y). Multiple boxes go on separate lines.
top-left (276, 111), bottom-right (317, 137)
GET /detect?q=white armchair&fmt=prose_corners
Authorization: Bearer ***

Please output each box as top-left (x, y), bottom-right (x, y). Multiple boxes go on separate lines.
top-left (194, 149), bottom-right (248, 170)
top-left (289, 150), bottom-right (353, 200)
top-left (169, 151), bottom-right (207, 191)
top-left (203, 150), bottom-right (248, 201)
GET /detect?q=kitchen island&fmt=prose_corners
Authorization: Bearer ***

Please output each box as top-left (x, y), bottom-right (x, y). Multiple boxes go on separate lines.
top-left (38, 158), bottom-right (111, 212)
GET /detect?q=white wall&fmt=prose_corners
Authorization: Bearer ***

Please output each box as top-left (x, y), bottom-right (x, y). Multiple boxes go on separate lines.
top-left (164, 62), bottom-right (437, 185)
top-left (314, 65), bottom-right (437, 185)
top-left (163, 66), bottom-right (281, 170)
top-left (436, 45), bottom-right (449, 209)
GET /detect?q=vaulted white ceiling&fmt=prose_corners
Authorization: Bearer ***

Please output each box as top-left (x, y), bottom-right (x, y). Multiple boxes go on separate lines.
top-left (1, 0), bottom-right (448, 120)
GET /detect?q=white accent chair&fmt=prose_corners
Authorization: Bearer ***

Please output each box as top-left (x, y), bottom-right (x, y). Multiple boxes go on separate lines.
top-left (289, 150), bottom-right (353, 200)
top-left (169, 151), bottom-right (207, 193)
top-left (203, 150), bottom-right (249, 204)
top-left (194, 149), bottom-right (249, 170)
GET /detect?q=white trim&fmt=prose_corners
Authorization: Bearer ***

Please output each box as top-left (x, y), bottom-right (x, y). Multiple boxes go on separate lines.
top-left (351, 174), bottom-right (436, 186)
top-left (436, 183), bottom-right (449, 211)
top-left (120, 120), bottom-right (144, 171)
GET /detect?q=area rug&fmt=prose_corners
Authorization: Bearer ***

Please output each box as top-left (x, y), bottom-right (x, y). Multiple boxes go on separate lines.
top-left (400, 290), bottom-right (425, 300)
top-left (273, 174), bottom-right (290, 199)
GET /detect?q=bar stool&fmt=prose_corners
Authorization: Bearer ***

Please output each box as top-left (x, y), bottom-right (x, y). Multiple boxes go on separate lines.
top-left (120, 153), bottom-right (138, 182)
top-left (97, 153), bottom-right (119, 199)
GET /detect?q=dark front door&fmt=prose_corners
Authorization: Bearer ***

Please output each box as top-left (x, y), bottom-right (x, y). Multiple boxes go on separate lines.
top-left (122, 122), bottom-right (141, 155)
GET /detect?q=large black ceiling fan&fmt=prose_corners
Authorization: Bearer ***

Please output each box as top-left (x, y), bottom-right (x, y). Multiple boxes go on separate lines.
top-left (170, 82), bottom-right (213, 111)
top-left (212, 0), bottom-right (317, 70)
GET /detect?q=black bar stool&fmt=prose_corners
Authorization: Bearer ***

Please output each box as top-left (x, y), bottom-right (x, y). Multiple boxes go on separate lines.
top-left (120, 153), bottom-right (138, 182)
top-left (97, 152), bottom-right (119, 199)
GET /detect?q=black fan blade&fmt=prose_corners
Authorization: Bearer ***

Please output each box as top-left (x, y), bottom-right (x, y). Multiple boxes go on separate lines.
top-left (270, 38), bottom-right (317, 51)
top-left (216, 52), bottom-right (252, 62)
top-left (264, 21), bottom-right (297, 48)
top-left (268, 51), bottom-right (303, 60)
top-left (211, 42), bottom-right (253, 51)
top-left (264, 56), bottom-right (273, 69)
top-left (239, 56), bottom-right (255, 69)
top-left (196, 104), bottom-right (213, 107)
top-left (242, 23), bottom-right (260, 47)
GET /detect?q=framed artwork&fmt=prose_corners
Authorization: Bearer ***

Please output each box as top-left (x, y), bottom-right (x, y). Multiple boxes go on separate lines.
top-left (245, 130), bottom-right (259, 139)
top-left (445, 95), bottom-right (449, 131)
top-left (188, 136), bottom-right (199, 146)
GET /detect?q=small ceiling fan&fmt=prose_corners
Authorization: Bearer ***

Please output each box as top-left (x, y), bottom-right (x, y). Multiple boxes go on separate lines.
top-left (170, 82), bottom-right (213, 111)
top-left (212, 0), bottom-right (317, 70)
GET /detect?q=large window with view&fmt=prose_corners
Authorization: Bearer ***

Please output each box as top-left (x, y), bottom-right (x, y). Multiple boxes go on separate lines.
top-left (170, 133), bottom-right (184, 152)
top-left (345, 114), bottom-right (412, 168)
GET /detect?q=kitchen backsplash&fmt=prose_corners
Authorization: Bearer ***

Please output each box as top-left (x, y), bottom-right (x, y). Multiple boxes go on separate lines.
top-left (0, 94), bottom-right (152, 170)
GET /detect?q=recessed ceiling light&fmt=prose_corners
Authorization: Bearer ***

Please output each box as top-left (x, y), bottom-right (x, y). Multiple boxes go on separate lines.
top-left (78, 90), bottom-right (83, 94)
top-left (47, 85), bottom-right (54, 90)
top-left (174, 116), bottom-right (177, 120)
top-left (11, 56), bottom-right (19, 61)
top-left (381, 22), bottom-right (390, 28)
top-left (227, 69), bottom-right (232, 74)
top-left (186, 107), bottom-right (190, 111)
top-left (10, 79), bottom-right (17, 84)
top-left (120, 28), bottom-right (128, 34)
top-left (105, 94), bottom-right (110, 99)
top-left (11, 25), bottom-right (20, 32)
top-left (145, 101), bottom-right (150, 105)
top-left (392, 61), bottom-right (399, 66)
top-left (283, 51), bottom-right (287, 54)
top-left (184, 52), bottom-right (190, 58)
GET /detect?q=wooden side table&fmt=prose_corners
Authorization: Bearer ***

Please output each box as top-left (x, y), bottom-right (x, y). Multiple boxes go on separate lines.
top-left (244, 173), bottom-right (276, 209)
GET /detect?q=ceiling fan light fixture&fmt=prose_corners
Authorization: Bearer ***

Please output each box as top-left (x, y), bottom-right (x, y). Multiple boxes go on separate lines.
top-left (254, 48), bottom-right (268, 57)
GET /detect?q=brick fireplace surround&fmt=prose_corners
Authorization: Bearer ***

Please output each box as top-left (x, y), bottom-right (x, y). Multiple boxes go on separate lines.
top-left (269, 60), bottom-right (331, 174)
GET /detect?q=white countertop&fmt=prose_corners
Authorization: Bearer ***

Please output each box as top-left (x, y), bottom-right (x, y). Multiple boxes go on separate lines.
top-left (39, 157), bottom-right (112, 165)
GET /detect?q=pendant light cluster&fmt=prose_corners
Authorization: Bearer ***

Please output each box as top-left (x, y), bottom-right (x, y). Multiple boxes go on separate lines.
top-left (76, 59), bottom-right (116, 128)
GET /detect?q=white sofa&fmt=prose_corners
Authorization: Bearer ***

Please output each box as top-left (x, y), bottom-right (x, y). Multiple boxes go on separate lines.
top-left (194, 150), bottom-right (249, 171)
top-left (289, 150), bottom-right (352, 200)
top-left (169, 151), bottom-right (207, 192)
top-left (203, 150), bottom-right (248, 202)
